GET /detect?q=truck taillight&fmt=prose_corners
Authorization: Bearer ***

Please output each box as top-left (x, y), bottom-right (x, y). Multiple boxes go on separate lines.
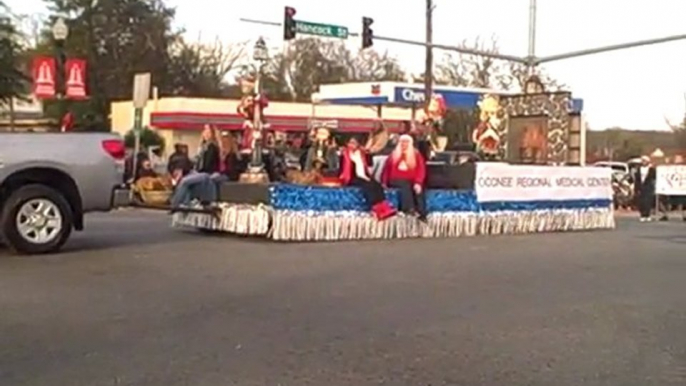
top-left (102, 139), bottom-right (125, 160)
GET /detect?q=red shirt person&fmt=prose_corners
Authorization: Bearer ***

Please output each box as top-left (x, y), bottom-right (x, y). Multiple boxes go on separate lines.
top-left (340, 137), bottom-right (396, 220)
top-left (381, 134), bottom-right (428, 221)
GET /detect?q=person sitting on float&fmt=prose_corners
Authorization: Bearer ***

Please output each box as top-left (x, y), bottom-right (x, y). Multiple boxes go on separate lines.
top-left (304, 126), bottom-right (340, 176)
top-left (381, 134), bottom-right (428, 221)
top-left (170, 125), bottom-right (222, 210)
top-left (340, 137), bottom-right (396, 220)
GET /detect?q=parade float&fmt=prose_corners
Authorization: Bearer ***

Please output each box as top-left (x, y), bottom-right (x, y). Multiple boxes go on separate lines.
top-left (172, 80), bottom-right (614, 241)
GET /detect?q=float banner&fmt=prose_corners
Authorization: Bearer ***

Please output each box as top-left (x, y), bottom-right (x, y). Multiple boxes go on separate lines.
top-left (656, 165), bottom-right (686, 196)
top-left (475, 163), bottom-right (613, 202)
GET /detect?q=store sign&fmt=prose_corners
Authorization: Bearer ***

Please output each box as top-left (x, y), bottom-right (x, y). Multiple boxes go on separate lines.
top-left (395, 87), bottom-right (426, 103)
top-left (656, 165), bottom-right (686, 196)
top-left (475, 163), bottom-right (613, 202)
top-left (32, 56), bottom-right (56, 99)
top-left (65, 59), bottom-right (87, 99)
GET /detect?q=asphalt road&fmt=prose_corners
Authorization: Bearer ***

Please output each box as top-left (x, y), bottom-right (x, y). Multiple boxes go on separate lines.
top-left (1, 210), bottom-right (685, 386)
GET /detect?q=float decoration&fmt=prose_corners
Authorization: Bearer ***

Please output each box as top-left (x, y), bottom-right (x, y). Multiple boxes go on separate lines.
top-left (236, 74), bottom-right (269, 153)
top-left (472, 94), bottom-right (503, 160)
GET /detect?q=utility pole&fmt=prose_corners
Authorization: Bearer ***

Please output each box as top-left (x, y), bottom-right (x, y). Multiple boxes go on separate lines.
top-left (424, 0), bottom-right (434, 104)
top-left (527, 0), bottom-right (537, 75)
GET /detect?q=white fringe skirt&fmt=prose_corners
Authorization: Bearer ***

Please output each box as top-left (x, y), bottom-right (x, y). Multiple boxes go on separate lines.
top-left (172, 204), bottom-right (615, 241)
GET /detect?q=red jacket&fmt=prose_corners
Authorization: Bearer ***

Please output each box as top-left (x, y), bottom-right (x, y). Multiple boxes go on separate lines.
top-left (381, 150), bottom-right (426, 186)
top-left (339, 148), bottom-right (371, 185)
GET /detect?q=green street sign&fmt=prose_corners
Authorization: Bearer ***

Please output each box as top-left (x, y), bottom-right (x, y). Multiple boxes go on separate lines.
top-left (296, 20), bottom-right (348, 39)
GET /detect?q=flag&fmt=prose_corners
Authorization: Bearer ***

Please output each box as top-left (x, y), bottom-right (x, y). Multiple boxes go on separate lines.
top-left (65, 59), bottom-right (87, 99)
top-left (32, 56), bottom-right (56, 99)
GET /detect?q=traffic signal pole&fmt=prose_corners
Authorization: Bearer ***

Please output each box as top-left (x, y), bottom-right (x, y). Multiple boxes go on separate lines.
top-left (240, 17), bottom-right (530, 63)
top-left (239, 16), bottom-right (686, 67)
top-left (534, 34), bottom-right (686, 65)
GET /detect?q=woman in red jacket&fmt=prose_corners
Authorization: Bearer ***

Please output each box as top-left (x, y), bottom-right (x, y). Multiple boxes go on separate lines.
top-left (340, 137), bottom-right (396, 220)
top-left (381, 134), bottom-right (427, 221)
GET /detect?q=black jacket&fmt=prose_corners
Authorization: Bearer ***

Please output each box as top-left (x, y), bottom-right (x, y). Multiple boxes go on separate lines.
top-left (167, 152), bottom-right (194, 175)
top-left (196, 142), bottom-right (221, 174)
top-left (634, 166), bottom-right (656, 195)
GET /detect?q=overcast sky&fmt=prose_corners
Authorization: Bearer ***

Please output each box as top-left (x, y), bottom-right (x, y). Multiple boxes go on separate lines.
top-left (7, 0), bottom-right (686, 131)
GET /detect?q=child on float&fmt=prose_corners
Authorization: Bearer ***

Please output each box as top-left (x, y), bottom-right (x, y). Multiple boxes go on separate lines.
top-left (339, 137), bottom-right (396, 220)
top-left (381, 134), bottom-right (428, 221)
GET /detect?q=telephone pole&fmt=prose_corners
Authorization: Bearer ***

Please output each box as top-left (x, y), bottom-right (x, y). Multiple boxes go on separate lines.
top-left (424, 0), bottom-right (434, 103)
top-left (526, 0), bottom-right (537, 74)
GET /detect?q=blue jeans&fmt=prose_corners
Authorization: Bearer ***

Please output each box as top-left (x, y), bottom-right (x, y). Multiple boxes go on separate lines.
top-left (371, 155), bottom-right (388, 182)
top-left (170, 172), bottom-right (218, 208)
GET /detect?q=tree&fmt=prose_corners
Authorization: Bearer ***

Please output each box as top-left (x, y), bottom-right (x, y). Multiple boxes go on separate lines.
top-left (261, 38), bottom-right (406, 102)
top-left (40, 0), bottom-right (181, 128)
top-left (167, 38), bottom-right (247, 98)
top-left (344, 49), bottom-right (405, 82)
top-left (0, 1), bottom-right (29, 106)
top-left (665, 94), bottom-right (686, 151)
top-left (435, 36), bottom-right (564, 92)
top-left (124, 127), bottom-right (165, 151)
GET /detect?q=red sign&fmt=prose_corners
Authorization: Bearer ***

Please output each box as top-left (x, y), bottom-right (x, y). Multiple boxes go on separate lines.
top-left (65, 59), bottom-right (87, 99)
top-left (371, 84), bottom-right (380, 95)
top-left (32, 56), bottom-right (56, 99)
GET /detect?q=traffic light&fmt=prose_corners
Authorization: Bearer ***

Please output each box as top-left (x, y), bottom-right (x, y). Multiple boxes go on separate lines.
top-left (362, 17), bottom-right (373, 49)
top-left (284, 6), bottom-right (297, 41)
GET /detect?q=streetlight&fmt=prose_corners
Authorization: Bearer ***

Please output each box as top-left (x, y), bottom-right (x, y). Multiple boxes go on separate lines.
top-left (52, 18), bottom-right (69, 129)
top-left (248, 37), bottom-right (268, 171)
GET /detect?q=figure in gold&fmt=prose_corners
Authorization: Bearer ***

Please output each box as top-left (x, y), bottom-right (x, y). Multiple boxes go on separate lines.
top-left (472, 94), bottom-right (502, 160)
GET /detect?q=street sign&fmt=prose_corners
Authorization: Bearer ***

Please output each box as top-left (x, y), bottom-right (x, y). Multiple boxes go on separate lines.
top-left (296, 20), bottom-right (348, 39)
top-left (132, 73), bottom-right (151, 109)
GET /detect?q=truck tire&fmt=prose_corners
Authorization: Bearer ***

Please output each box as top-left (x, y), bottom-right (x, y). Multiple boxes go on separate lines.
top-left (1, 184), bottom-right (74, 255)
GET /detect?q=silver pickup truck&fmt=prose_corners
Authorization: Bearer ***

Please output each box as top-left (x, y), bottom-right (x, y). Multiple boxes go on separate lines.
top-left (0, 133), bottom-right (125, 254)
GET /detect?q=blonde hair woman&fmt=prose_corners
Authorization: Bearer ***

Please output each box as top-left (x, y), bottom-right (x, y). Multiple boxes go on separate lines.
top-left (381, 134), bottom-right (428, 221)
top-left (170, 124), bottom-right (223, 210)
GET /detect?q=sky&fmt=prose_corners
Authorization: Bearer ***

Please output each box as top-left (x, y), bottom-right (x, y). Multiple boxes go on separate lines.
top-left (6, 0), bottom-right (686, 131)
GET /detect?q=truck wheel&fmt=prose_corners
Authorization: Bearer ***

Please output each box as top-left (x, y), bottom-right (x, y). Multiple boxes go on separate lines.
top-left (1, 184), bottom-right (74, 255)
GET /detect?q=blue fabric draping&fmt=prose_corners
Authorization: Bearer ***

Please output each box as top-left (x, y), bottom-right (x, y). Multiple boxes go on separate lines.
top-left (268, 184), bottom-right (611, 212)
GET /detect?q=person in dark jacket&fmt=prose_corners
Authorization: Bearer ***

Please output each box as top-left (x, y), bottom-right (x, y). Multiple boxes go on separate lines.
top-left (167, 144), bottom-right (194, 177)
top-left (194, 125), bottom-right (221, 174)
top-left (170, 125), bottom-right (222, 209)
top-left (634, 155), bottom-right (656, 222)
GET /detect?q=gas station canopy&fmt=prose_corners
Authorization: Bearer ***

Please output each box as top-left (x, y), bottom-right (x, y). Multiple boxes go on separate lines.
top-left (311, 81), bottom-right (517, 109)
top-left (311, 81), bottom-right (583, 113)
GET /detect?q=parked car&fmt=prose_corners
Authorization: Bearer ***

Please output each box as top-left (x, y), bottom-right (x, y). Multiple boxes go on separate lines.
top-left (0, 132), bottom-right (125, 254)
top-left (593, 161), bottom-right (630, 174)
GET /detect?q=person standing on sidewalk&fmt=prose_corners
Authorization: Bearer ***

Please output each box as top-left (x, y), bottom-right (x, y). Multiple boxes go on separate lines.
top-left (634, 156), bottom-right (656, 222)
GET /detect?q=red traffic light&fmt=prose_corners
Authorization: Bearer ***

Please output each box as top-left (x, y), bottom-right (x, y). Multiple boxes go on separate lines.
top-left (285, 6), bottom-right (296, 17)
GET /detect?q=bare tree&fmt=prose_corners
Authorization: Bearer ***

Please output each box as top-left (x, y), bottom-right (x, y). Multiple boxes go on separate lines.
top-left (261, 38), bottom-right (406, 102)
top-left (169, 37), bottom-right (247, 97)
top-left (436, 36), bottom-right (565, 92)
top-left (665, 93), bottom-right (686, 150)
top-left (345, 49), bottom-right (405, 82)
top-left (436, 36), bottom-right (512, 89)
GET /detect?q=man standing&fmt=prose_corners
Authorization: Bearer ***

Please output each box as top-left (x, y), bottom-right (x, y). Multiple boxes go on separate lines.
top-left (634, 156), bottom-right (656, 222)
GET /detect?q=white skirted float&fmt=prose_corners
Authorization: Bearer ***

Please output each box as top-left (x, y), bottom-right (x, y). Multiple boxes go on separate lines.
top-left (172, 163), bottom-right (615, 241)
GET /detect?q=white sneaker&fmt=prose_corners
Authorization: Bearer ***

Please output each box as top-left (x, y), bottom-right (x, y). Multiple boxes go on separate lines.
top-left (639, 217), bottom-right (647, 222)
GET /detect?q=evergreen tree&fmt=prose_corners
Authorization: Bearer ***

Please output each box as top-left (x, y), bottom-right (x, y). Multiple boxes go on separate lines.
top-left (0, 1), bottom-right (29, 106)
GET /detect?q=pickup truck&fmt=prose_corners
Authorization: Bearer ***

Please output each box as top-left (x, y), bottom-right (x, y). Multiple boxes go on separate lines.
top-left (0, 133), bottom-right (125, 254)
